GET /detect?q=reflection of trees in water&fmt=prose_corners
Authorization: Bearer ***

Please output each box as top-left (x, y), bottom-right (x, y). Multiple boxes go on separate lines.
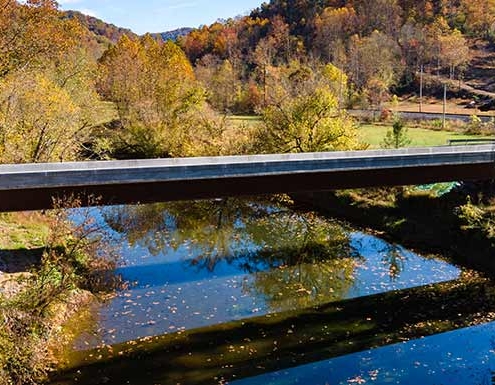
top-left (104, 199), bottom-right (260, 269)
top-left (103, 199), bottom-right (362, 310)
top-left (380, 244), bottom-right (406, 281)
top-left (384, 247), bottom-right (406, 280)
top-left (242, 210), bottom-right (361, 310)
top-left (352, 235), bottom-right (407, 281)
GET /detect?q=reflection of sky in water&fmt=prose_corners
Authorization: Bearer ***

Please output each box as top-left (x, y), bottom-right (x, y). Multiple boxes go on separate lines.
top-left (230, 321), bottom-right (495, 385)
top-left (76, 204), bottom-right (460, 347)
top-left (348, 233), bottom-right (458, 296)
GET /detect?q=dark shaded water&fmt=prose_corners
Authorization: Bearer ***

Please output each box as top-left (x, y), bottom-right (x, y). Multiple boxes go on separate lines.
top-left (57, 199), bottom-right (495, 385)
top-left (231, 321), bottom-right (495, 385)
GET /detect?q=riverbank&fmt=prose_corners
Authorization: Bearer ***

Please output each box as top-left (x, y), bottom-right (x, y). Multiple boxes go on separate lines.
top-left (0, 207), bottom-right (118, 385)
top-left (292, 184), bottom-right (495, 275)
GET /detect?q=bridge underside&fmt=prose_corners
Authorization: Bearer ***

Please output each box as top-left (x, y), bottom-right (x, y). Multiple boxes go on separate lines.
top-left (2, 162), bottom-right (493, 212)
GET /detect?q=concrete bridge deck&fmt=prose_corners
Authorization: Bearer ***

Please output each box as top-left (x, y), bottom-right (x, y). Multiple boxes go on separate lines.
top-left (1, 145), bottom-right (494, 211)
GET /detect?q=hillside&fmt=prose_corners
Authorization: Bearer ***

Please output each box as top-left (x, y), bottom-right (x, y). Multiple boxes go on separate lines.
top-left (464, 40), bottom-right (495, 94)
top-left (175, 0), bottom-right (495, 113)
top-left (64, 10), bottom-right (138, 43)
top-left (64, 11), bottom-right (193, 45)
top-left (153, 28), bottom-right (194, 42)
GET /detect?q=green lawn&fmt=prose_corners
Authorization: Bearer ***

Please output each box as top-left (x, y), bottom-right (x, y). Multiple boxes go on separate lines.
top-left (358, 124), bottom-right (494, 149)
top-left (226, 116), bottom-right (494, 149)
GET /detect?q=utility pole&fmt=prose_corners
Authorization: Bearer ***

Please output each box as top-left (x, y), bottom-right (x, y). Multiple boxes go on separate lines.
top-left (443, 83), bottom-right (447, 129)
top-left (419, 64), bottom-right (423, 113)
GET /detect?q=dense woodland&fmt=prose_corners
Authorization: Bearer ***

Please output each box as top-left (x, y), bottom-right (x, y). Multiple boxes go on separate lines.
top-left (0, 0), bottom-right (494, 164)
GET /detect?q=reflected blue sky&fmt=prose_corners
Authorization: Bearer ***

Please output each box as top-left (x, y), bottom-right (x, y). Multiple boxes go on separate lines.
top-left (231, 321), bottom-right (495, 385)
top-left (74, 203), bottom-right (460, 346)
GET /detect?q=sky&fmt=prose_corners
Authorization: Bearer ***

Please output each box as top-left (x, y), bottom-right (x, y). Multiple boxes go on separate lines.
top-left (57, 0), bottom-right (263, 35)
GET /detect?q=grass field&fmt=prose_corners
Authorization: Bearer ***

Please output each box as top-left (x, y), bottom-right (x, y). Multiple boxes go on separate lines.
top-left (228, 115), bottom-right (494, 149)
top-left (358, 124), bottom-right (494, 148)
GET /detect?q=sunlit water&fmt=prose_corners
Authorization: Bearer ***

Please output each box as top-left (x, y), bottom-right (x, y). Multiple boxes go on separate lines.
top-left (71, 201), bottom-right (460, 348)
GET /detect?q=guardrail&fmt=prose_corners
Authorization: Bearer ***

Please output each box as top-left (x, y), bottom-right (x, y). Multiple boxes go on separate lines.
top-left (447, 138), bottom-right (495, 145)
top-left (1, 145), bottom-right (494, 212)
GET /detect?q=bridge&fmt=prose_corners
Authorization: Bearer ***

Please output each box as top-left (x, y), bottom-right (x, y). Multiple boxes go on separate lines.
top-left (1, 144), bottom-right (494, 212)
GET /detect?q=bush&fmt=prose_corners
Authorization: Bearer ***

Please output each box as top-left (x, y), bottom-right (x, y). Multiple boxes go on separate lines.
top-left (0, 196), bottom-right (119, 384)
top-left (381, 114), bottom-right (411, 148)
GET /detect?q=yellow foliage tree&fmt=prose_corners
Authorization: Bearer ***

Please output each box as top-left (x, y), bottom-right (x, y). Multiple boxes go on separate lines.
top-left (254, 63), bottom-right (365, 154)
top-left (99, 35), bottom-right (220, 158)
top-left (0, 72), bottom-right (89, 163)
top-left (0, 0), bottom-right (83, 76)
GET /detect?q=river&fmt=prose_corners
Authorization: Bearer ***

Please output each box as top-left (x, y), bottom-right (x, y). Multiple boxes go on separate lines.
top-left (52, 198), bottom-right (495, 385)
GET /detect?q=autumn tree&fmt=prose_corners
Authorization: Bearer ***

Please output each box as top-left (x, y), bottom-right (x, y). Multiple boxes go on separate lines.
top-left (0, 0), bottom-right (100, 163)
top-left (195, 55), bottom-right (240, 112)
top-left (179, 26), bottom-right (211, 64)
top-left (425, 18), bottom-right (470, 78)
top-left (313, 6), bottom-right (358, 63)
top-left (321, 63), bottom-right (349, 108)
top-left (0, 0), bottom-right (82, 76)
top-left (0, 71), bottom-right (91, 163)
top-left (99, 35), bottom-right (225, 157)
top-left (398, 20), bottom-right (428, 70)
top-left (254, 62), bottom-right (365, 154)
top-left (348, 31), bottom-right (403, 107)
top-left (460, 0), bottom-right (495, 40)
top-left (355, 0), bottom-right (403, 37)
top-left (439, 29), bottom-right (470, 78)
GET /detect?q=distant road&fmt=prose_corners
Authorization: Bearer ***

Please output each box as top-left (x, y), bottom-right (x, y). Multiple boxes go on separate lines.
top-left (425, 73), bottom-right (495, 100)
top-left (349, 109), bottom-right (494, 123)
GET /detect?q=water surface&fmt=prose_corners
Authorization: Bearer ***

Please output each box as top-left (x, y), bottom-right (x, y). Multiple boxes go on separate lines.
top-left (71, 199), bottom-right (460, 348)
top-left (231, 321), bottom-right (495, 385)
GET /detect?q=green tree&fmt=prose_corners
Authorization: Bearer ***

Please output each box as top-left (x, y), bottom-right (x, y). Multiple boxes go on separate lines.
top-left (381, 114), bottom-right (411, 148)
top-left (254, 63), bottom-right (365, 154)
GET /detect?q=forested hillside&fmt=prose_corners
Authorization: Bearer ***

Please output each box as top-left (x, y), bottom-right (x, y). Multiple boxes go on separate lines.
top-left (179, 0), bottom-right (495, 112)
top-left (154, 27), bottom-right (194, 42)
top-left (64, 10), bottom-right (137, 43)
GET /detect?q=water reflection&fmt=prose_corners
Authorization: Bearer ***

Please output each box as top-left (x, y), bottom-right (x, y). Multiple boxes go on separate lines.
top-left (230, 320), bottom-right (495, 385)
top-left (103, 199), bottom-right (361, 312)
top-left (72, 199), bottom-right (460, 347)
top-left (104, 199), bottom-right (356, 272)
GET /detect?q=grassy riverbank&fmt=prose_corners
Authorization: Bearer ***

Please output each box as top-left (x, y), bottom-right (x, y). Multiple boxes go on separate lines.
top-left (0, 205), bottom-right (118, 385)
top-left (227, 115), bottom-right (495, 150)
top-left (293, 185), bottom-right (495, 275)
top-left (357, 124), bottom-right (494, 148)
